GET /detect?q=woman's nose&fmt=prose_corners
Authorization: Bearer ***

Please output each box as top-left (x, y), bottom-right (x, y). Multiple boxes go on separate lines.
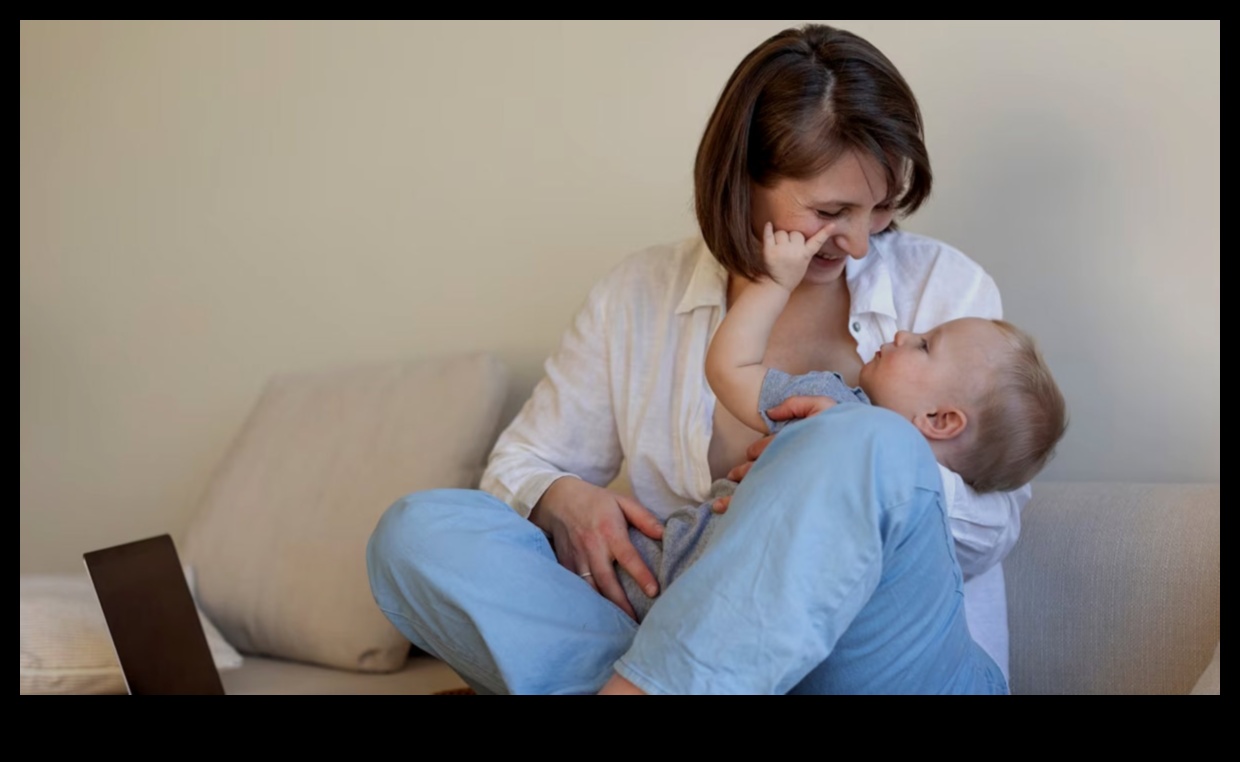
top-left (832, 223), bottom-right (870, 259)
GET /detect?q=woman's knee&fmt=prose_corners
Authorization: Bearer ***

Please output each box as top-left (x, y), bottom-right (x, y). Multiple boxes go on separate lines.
top-left (752, 405), bottom-right (942, 505)
top-left (366, 488), bottom-right (502, 584)
top-left (774, 404), bottom-right (930, 463)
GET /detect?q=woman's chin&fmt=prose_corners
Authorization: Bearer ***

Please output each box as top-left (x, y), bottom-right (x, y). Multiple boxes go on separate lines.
top-left (800, 255), bottom-right (848, 284)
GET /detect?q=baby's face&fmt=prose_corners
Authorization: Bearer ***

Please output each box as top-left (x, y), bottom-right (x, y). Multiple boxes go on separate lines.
top-left (859, 318), bottom-right (1009, 420)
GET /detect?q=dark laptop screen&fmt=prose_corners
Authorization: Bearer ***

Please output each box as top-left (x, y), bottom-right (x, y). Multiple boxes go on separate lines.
top-left (83, 534), bottom-right (225, 695)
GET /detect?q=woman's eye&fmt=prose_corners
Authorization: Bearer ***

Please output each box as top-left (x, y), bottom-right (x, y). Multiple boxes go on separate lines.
top-left (816, 209), bottom-right (844, 219)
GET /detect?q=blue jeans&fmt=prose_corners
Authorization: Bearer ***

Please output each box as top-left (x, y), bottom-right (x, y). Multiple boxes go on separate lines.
top-left (366, 405), bottom-right (1007, 694)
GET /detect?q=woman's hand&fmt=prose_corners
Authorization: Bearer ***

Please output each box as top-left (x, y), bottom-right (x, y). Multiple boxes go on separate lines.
top-left (711, 395), bottom-right (839, 513)
top-left (529, 476), bottom-right (663, 620)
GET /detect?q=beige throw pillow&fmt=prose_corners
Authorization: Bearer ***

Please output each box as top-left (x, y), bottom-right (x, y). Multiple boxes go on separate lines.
top-left (182, 352), bottom-right (510, 673)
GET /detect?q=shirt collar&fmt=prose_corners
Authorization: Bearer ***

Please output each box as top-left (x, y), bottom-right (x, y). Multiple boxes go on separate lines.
top-left (675, 237), bottom-right (728, 315)
top-left (673, 234), bottom-right (899, 320)
top-left (845, 235), bottom-right (897, 321)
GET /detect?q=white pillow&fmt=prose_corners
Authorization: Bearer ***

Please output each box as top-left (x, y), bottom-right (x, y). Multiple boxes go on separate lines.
top-left (19, 568), bottom-right (242, 695)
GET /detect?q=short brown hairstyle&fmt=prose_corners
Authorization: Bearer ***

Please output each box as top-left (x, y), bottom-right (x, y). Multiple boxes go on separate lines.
top-left (956, 321), bottom-right (1069, 494)
top-left (695, 24), bottom-right (932, 280)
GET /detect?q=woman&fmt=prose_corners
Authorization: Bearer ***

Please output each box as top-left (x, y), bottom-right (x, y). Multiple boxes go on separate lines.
top-left (367, 23), bottom-right (1025, 694)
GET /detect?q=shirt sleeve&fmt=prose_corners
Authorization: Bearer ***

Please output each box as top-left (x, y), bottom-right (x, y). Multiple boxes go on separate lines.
top-left (939, 465), bottom-right (1030, 579)
top-left (479, 276), bottom-right (624, 518)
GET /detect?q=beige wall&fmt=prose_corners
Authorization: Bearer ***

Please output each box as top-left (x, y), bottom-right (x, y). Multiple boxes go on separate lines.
top-left (21, 21), bottom-right (1219, 572)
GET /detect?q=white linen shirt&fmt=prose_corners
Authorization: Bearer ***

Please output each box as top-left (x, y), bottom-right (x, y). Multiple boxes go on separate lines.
top-left (480, 231), bottom-right (1029, 675)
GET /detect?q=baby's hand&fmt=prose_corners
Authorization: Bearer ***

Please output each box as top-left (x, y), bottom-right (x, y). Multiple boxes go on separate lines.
top-left (763, 222), bottom-right (833, 291)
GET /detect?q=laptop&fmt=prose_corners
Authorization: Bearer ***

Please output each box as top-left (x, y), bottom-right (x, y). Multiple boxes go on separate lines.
top-left (83, 534), bottom-right (226, 695)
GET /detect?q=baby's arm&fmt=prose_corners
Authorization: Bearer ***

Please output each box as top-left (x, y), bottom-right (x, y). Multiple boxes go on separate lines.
top-left (705, 223), bottom-right (832, 433)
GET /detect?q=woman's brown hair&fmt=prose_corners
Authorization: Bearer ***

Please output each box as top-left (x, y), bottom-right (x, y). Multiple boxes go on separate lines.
top-left (694, 24), bottom-right (932, 279)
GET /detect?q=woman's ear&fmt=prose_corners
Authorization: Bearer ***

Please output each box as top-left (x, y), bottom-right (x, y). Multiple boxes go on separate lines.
top-left (912, 407), bottom-right (967, 441)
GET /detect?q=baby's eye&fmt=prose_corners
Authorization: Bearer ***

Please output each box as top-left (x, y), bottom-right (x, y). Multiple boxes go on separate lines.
top-left (920, 338), bottom-right (929, 352)
top-left (816, 209), bottom-right (844, 219)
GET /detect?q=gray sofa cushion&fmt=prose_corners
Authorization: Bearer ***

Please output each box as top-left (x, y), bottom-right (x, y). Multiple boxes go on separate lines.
top-left (1006, 482), bottom-right (1220, 695)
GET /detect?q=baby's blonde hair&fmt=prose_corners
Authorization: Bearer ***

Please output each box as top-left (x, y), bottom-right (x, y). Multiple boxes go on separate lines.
top-left (955, 320), bottom-right (1068, 493)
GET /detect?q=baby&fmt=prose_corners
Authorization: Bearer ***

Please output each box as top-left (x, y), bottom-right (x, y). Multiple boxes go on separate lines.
top-left (618, 223), bottom-right (1068, 621)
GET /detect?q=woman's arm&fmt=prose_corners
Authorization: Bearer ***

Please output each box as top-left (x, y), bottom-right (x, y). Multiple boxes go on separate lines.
top-left (480, 272), bottom-right (663, 618)
top-left (480, 276), bottom-right (623, 517)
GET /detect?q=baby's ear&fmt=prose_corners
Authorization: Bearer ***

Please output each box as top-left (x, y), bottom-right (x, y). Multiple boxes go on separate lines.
top-left (913, 407), bottom-right (967, 441)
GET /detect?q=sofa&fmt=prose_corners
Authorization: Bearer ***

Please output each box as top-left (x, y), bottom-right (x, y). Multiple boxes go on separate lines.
top-left (19, 352), bottom-right (1220, 695)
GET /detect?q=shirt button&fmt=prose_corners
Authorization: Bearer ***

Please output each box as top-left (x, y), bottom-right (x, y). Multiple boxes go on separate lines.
top-left (851, 321), bottom-right (861, 333)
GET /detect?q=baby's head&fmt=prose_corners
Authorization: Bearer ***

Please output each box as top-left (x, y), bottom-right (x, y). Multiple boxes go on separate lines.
top-left (859, 317), bottom-right (1068, 493)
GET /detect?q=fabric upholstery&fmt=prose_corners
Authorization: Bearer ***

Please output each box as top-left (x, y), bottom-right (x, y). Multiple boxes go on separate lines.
top-left (1006, 482), bottom-right (1220, 695)
top-left (182, 352), bottom-right (510, 672)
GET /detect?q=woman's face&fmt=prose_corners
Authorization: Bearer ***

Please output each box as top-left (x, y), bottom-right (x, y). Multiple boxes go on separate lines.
top-left (750, 149), bottom-right (897, 286)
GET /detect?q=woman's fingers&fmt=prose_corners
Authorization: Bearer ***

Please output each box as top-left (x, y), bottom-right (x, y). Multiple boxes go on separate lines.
top-left (746, 433), bottom-right (775, 462)
top-left (724, 433), bottom-right (776, 481)
top-left (614, 495), bottom-right (661, 595)
top-left (610, 534), bottom-right (658, 606)
top-left (765, 395), bottom-right (838, 421)
top-left (577, 564), bottom-right (599, 590)
top-left (593, 567), bottom-right (635, 620)
top-left (537, 480), bottom-right (661, 620)
top-left (726, 460), bottom-right (753, 482)
top-left (726, 400), bottom-right (838, 483)
top-left (725, 399), bottom-right (840, 483)
top-left (618, 494), bottom-right (664, 540)
top-left (567, 526), bottom-right (639, 619)
top-left (589, 538), bottom-right (640, 620)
